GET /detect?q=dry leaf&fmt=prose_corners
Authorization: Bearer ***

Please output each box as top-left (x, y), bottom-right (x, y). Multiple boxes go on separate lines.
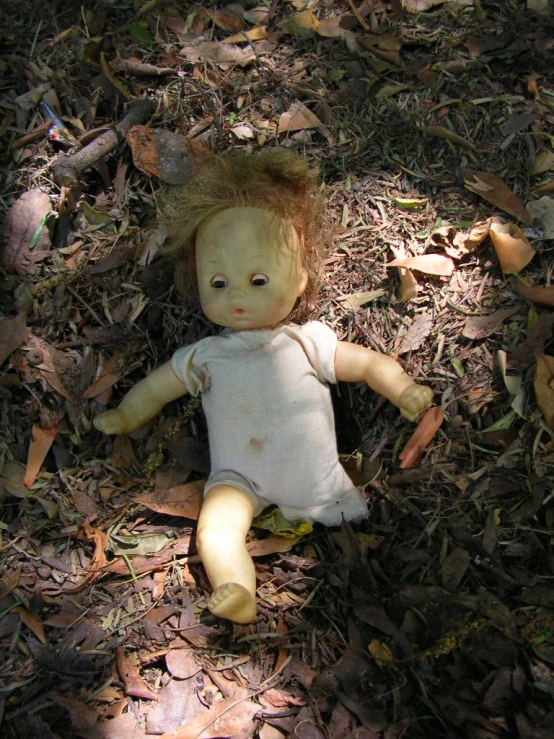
top-left (278, 10), bottom-right (320, 35)
top-left (515, 282), bottom-right (554, 306)
top-left (23, 425), bottom-right (57, 487)
top-left (368, 639), bottom-right (394, 667)
top-left (166, 648), bottom-right (201, 679)
top-left (462, 306), bottom-right (520, 340)
top-left (0, 566), bottom-right (22, 599)
top-left (462, 168), bottom-right (533, 225)
top-left (247, 534), bottom-right (302, 558)
top-left (278, 100), bottom-right (324, 134)
top-left (137, 480), bottom-right (205, 520)
top-left (531, 150), bottom-right (554, 175)
top-left (388, 254), bottom-right (455, 276)
top-left (340, 289), bottom-right (386, 309)
top-left (160, 689), bottom-right (258, 739)
top-left (14, 605), bottom-right (47, 644)
top-left (100, 52), bottom-right (133, 100)
top-left (67, 523), bottom-right (108, 592)
top-left (399, 406), bottom-right (444, 469)
top-left (205, 8), bottom-right (247, 33)
top-left (526, 196), bottom-right (554, 239)
top-left (390, 245), bottom-right (418, 301)
top-left (535, 354), bottom-right (554, 430)
top-left (2, 189), bottom-right (52, 276)
top-left (421, 125), bottom-right (475, 149)
top-left (397, 311), bottom-right (434, 355)
top-left (488, 219), bottom-right (536, 274)
top-left (179, 41), bottom-right (255, 68)
top-left (316, 14), bottom-right (358, 38)
top-left (127, 126), bottom-right (193, 184)
top-left (0, 312), bottom-right (29, 367)
top-left (225, 26), bottom-right (268, 43)
top-left (116, 647), bottom-right (158, 701)
top-left (83, 352), bottom-right (124, 399)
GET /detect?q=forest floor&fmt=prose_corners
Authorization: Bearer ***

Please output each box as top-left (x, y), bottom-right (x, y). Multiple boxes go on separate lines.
top-left (1, 1), bottom-right (554, 738)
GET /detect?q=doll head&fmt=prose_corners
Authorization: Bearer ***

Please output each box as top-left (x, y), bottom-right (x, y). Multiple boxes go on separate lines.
top-left (161, 148), bottom-right (328, 322)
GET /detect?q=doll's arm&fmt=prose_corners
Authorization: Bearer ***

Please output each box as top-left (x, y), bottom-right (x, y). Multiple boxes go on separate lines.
top-left (94, 361), bottom-right (189, 435)
top-left (334, 341), bottom-right (432, 421)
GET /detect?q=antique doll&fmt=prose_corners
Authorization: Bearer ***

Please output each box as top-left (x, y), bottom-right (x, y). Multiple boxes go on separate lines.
top-left (94, 149), bottom-right (433, 624)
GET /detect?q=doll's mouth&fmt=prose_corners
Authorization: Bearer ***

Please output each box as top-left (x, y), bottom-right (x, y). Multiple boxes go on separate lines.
top-left (233, 308), bottom-right (246, 316)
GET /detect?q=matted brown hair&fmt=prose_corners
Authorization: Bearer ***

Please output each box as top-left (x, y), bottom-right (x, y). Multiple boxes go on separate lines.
top-left (160, 148), bottom-right (329, 321)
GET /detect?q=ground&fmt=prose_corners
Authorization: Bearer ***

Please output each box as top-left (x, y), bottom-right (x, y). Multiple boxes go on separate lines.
top-left (1, 1), bottom-right (554, 738)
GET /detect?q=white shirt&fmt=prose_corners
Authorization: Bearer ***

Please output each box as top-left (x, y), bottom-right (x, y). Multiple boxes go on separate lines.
top-left (171, 321), bottom-right (367, 525)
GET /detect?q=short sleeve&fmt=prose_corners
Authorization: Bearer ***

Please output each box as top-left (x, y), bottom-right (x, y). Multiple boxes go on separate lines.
top-left (171, 341), bottom-right (212, 396)
top-left (292, 321), bottom-right (338, 385)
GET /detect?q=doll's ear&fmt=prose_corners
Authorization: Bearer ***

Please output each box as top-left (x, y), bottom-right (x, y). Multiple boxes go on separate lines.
top-left (298, 267), bottom-right (309, 296)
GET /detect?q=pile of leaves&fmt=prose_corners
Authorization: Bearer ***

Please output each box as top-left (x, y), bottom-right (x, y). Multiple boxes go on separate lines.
top-left (1, 1), bottom-right (554, 737)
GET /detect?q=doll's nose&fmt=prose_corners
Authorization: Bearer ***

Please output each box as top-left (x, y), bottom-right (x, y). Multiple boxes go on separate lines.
top-left (228, 285), bottom-right (245, 300)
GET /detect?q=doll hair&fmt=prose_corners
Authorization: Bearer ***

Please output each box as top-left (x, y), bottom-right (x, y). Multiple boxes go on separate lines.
top-left (161, 148), bottom-right (329, 321)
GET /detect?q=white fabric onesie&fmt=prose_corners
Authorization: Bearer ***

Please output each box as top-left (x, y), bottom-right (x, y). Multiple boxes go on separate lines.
top-left (171, 321), bottom-right (368, 526)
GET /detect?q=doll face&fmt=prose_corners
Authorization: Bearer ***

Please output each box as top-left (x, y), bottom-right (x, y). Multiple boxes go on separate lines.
top-left (196, 207), bottom-right (308, 330)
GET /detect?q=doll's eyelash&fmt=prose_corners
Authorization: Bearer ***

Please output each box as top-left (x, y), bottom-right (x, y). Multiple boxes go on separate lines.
top-left (210, 276), bottom-right (227, 288)
top-left (250, 273), bottom-right (269, 286)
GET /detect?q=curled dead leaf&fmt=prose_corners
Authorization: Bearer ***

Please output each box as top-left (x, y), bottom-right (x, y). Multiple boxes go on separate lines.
top-left (399, 406), bottom-right (444, 469)
top-left (489, 219), bottom-right (536, 274)
top-left (23, 425), bottom-right (57, 487)
top-left (515, 282), bottom-right (554, 306)
top-left (388, 254), bottom-right (455, 276)
top-left (137, 480), bottom-right (205, 520)
top-left (534, 354), bottom-right (554, 430)
top-left (421, 125), bottom-right (475, 149)
top-left (462, 306), bottom-right (520, 340)
top-left (462, 168), bottom-right (533, 225)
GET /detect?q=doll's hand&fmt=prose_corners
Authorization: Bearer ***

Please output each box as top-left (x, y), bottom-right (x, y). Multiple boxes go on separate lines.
top-left (94, 409), bottom-right (129, 435)
top-left (398, 384), bottom-right (433, 422)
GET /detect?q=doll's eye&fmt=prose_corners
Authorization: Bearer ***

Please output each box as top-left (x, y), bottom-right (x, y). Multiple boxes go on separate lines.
top-left (210, 275), bottom-right (227, 288)
top-left (250, 273), bottom-right (269, 286)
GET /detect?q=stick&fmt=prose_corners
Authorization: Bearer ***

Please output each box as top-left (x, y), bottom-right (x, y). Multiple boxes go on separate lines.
top-left (52, 98), bottom-right (157, 187)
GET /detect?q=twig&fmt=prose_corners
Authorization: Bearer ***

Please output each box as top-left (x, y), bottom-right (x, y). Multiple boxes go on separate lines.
top-left (52, 98), bottom-right (157, 187)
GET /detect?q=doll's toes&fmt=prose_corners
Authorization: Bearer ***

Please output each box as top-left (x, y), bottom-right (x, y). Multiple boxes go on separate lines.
top-left (208, 583), bottom-right (256, 624)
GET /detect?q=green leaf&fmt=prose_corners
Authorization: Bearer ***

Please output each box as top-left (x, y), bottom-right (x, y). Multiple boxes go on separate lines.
top-left (128, 21), bottom-right (153, 46)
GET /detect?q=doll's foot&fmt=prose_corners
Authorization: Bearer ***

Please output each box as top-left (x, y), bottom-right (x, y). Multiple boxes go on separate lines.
top-left (208, 583), bottom-right (256, 624)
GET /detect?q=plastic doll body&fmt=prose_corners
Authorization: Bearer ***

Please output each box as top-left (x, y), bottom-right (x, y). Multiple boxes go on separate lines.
top-left (95, 193), bottom-right (432, 625)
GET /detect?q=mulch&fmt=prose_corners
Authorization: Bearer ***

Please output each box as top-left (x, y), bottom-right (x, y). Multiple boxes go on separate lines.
top-left (1, 1), bottom-right (554, 738)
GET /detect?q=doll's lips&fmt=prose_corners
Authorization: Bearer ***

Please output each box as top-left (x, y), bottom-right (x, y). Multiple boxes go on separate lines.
top-left (233, 308), bottom-right (246, 316)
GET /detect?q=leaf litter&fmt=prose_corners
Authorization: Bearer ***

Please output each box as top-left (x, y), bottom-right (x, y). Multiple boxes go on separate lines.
top-left (1, 1), bottom-right (554, 738)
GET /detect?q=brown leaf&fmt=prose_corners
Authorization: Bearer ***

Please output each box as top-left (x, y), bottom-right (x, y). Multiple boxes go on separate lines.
top-left (159, 689), bottom-right (258, 739)
top-left (278, 100), bottom-right (324, 134)
top-left (36, 343), bottom-right (74, 402)
top-left (205, 8), bottom-right (247, 33)
top-left (316, 14), bottom-right (358, 38)
top-left (534, 354), bottom-right (554, 430)
top-left (399, 406), bottom-right (444, 469)
top-left (368, 639), bottom-right (394, 667)
top-left (137, 480), bottom-right (205, 520)
top-left (462, 306), bottom-right (520, 340)
top-left (402, 0), bottom-right (448, 10)
top-left (23, 425), bottom-right (57, 487)
top-left (247, 534), bottom-right (302, 558)
top-left (0, 312), bottom-right (29, 367)
top-left (127, 126), bottom-right (193, 185)
top-left (225, 26), bottom-right (268, 43)
top-left (0, 566), bottom-right (22, 599)
top-left (278, 10), bottom-right (320, 35)
top-left (515, 283), bottom-right (554, 306)
top-left (116, 647), bottom-right (158, 701)
top-left (421, 125), bottom-right (475, 149)
top-left (441, 547), bottom-right (470, 592)
top-left (67, 523), bottom-right (108, 592)
top-left (488, 219), bottom-right (536, 274)
top-left (531, 149), bottom-right (554, 175)
top-left (388, 254), bottom-right (455, 276)
top-left (88, 245), bottom-right (135, 274)
top-left (462, 168), bottom-right (533, 225)
top-left (14, 605), bottom-right (47, 644)
top-left (2, 189), bottom-right (52, 275)
top-left (165, 648), bottom-right (201, 679)
top-left (83, 352), bottom-right (124, 399)
top-left (178, 41), bottom-right (255, 68)
top-left (397, 311), bottom-right (434, 355)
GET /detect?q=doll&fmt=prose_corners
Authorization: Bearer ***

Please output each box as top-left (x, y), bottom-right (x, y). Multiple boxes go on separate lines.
top-left (94, 149), bottom-right (433, 624)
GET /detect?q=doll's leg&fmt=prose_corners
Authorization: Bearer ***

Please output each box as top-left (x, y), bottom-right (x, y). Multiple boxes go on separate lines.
top-left (195, 484), bottom-right (257, 624)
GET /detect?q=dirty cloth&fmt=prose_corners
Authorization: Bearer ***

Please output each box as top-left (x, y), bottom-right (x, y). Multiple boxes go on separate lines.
top-left (171, 321), bottom-right (368, 525)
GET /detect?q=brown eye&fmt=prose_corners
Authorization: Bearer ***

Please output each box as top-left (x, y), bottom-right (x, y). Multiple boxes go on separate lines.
top-left (210, 275), bottom-right (227, 288)
top-left (250, 273), bottom-right (269, 286)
